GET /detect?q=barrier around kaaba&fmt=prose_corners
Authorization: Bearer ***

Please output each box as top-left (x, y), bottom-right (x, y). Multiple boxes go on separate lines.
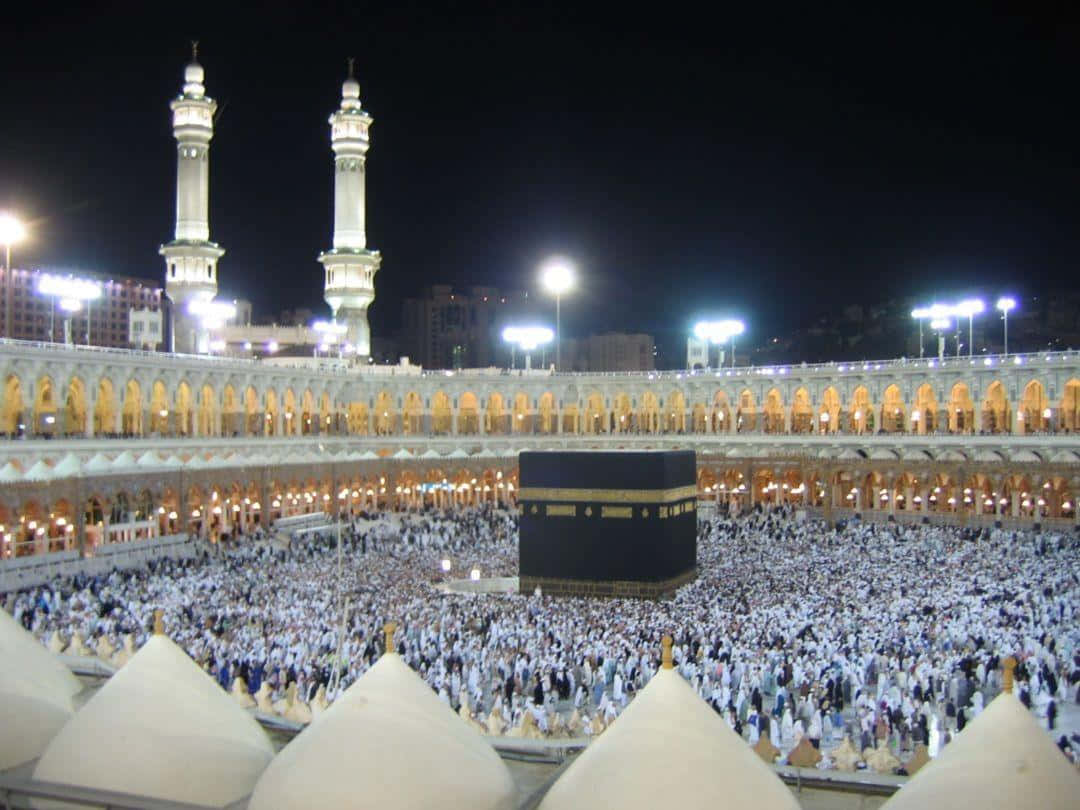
top-left (518, 450), bottom-right (697, 598)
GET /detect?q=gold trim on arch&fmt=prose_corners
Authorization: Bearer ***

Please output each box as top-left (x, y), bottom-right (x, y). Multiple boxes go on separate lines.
top-left (517, 485), bottom-right (698, 504)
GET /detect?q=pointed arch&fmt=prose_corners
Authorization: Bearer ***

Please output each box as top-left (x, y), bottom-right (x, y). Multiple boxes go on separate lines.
top-left (948, 382), bottom-right (975, 434)
top-left (2, 374), bottom-right (25, 436)
top-left (763, 387), bottom-right (784, 434)
top-left (122, 379), bottom-right (143, 436)
top-left (818, 386), bottom-right (840, 434)
top-left (402, 390), bottom-right (423, 435)
top-left (881, 384), bottom-right (905, 433)
top-left (486, 392), bottom-right (507, 434)
top-left (511, 392), bottom-right (531, 434)
top-left (1063, 378), bottom-right (1080, 433)
top-left (93, 378), bottom-right (118, 436)
top-left (982, 380), bottom-right (1009, 434)
top-left (666, 390), bottom-right (687, 433)
top-left (150, 380), bottom-right (169, 434)
top-left (64, 376), bottom-right (87, 436)
top-left (458, 392), bottom-right (479, 435)
top-left (538, 391), bottom-right (556, 434)
top-left (736, 389), bottom-right (757, 432)
top-left (431, 390), bottom-right (452, 434)
top-left (791, 387), bottom-right (812, 434)
top-left (913, 383), bottom-right (937, 434)
top-left (1019, 379), bottom-right (1048, 434)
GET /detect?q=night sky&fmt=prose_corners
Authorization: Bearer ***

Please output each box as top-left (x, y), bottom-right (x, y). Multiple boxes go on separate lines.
top-left (2, 3), bottom-right (1078, 360)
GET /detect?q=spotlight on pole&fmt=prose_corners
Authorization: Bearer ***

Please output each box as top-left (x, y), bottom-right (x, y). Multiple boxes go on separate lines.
top-left (996, 296), bottom-right (1016, 356)
top-left (693, 319), bottom-right (746, 367)
top-left (502, 325), bottom-right (554, 370)
top-left (955, 298), bottom-right (984, 357)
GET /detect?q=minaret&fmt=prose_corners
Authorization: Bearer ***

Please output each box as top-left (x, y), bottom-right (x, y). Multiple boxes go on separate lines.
top-left (160, 42), bottom-right (224, 354)
top-left (319, 60), bottom-right (381, 358)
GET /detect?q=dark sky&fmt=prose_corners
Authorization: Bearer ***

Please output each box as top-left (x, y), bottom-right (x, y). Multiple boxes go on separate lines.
top-left (2, 2), bottom-right (1078, 356)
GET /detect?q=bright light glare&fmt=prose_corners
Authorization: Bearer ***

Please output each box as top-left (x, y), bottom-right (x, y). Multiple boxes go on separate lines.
top-left (930, 318), bottom-right (951, 330)
top-left (209, 339), bottom-right (226, 351)
top-left (540, 257), bottom-right (574, 295)
top-left (693, 319), bottom-right (745, 343)
top-left (440, 558), bottom-right (452, 572)
top-left (470, 568), bottom-right (481, 581)
top-left (58, 298), bottom-right (81, 312)
top-left (996, 296), bottom-right (1017, 312)
top-left (38, 274), bottom-right (101, 301)
top-left (502, 325), bottom-right (554, 350)
top-left (956, 298), bottom-right (985, 317)
top-left (0, 213), bottom-right (26, 246)
top-left (188, 299), bottom-right (236, 328)
top-left (312, 319), bottom-right (348, 336)
top-left (266, 340), bottom-right (279, 353)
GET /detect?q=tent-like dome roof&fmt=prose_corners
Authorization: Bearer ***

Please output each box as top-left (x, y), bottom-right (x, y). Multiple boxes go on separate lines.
top-left (33, 634), bottom-right (274, 806)
top-left (249, 646), bottom-right (515, 810)
top-left (880, 690), bottom-right (1078, 810)
top-left (0, 609), bottom-right (81, 769)
top-left (539, 648), bottom-right (800, 810)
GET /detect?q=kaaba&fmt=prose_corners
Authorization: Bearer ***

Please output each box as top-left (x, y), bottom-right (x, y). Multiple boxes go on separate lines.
top-left (518, 450), bottom-right (697, 598)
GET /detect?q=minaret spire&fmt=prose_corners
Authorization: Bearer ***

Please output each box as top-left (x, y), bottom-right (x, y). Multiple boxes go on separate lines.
top-left (318, 62), bottom-right (381, 359)
top-left (159, 48), bottom-right (225, 354)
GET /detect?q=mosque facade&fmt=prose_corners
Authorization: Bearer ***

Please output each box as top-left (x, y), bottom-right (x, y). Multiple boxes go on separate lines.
top-left (0, 338), bottom-right (1076, 559)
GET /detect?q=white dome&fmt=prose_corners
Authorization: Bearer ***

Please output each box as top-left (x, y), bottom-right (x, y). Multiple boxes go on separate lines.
top-left (34, 635), bottom-right (273, 806)
top-left (184, 61), bottom-right (204, 85)
top-left (342, 77), bottom-right (360, 99)
top-left (0, 609), bottom-right (80, 769)
top-left (249, 653), bottom-right (516, 810)
top-left (880, 691), bottom-right (1078, 810)
top-left (539, 667), bottom-right (800, 810)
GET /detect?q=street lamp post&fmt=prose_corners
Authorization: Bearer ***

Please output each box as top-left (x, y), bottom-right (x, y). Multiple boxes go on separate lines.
top-left (539, 258), bottom-right (574, 372)
top-left (996, 297), bottom-right (1016, 356)
top-left (956, 298), bottom-right (984, 357)
top-left (0, 213), bottom-right (27, 339)
top-left (930, 317), bottom-right (951, 362)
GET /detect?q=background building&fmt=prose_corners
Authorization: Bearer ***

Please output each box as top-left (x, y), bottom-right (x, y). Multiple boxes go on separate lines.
top-left (564, 333), bottom-right (656, 372)
top-left (0, 267), bottom-right (163, 349)
top-left (400, 285), bottom-right (534, 369)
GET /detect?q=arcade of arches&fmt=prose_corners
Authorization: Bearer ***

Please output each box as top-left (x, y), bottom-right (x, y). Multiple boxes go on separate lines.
top-left (1, 458), bottom-right (1075, 560)
top-left (2, 376), bottom-right (1078, 439)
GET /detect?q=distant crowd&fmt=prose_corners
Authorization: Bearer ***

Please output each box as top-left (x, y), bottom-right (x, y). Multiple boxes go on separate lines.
top-left (5, 502), bottom-right (1080, 769)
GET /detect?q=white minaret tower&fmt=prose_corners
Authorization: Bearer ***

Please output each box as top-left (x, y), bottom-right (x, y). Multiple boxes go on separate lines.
top-left (319, 60), bottom-right (381, 358)
top-left (160, 42), bottom-right (224, 354)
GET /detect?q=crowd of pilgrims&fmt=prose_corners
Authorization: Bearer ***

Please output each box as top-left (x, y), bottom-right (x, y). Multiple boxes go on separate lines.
top-left (5, 502), bottom-right (1080, 768)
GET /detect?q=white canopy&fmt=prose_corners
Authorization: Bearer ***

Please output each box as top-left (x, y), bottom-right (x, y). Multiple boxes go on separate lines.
top-left (51, 452), bottom-right (82, 479)
top-left (447, 448), bottom-right (470, 459)
top-left (110, 450), bottom-right (137, 471)
top-left (135, 450), bottom-right (163, 468)
top-left (472, 447), bottom-right (496, 458)
top-left (392, 448), bottom-right (413, 459)
top-left (249, 652), bottom-right (515, 810)
top-left (880, 691), bottom-right (1078, 810)
top-left (0, 608), bottom-right (80, 769)
top-left (34, 635), bottom-right (274, 806)
top-left (24, 459), bottom-right (54, 481)
top-left (0, 461), bottom-right (22, 482)
top-left (539, 667), bottom-right (800, 810)
top-left (83, 452), bottom-right (112, 473)
top-left (421, 448), bottom-right (443, 459)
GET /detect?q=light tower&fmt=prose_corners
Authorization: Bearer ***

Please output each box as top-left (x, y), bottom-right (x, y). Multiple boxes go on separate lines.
top-left (319, 59), bottom-right (381, 359)
top-left (160, 42), bottom-right (225, 354)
